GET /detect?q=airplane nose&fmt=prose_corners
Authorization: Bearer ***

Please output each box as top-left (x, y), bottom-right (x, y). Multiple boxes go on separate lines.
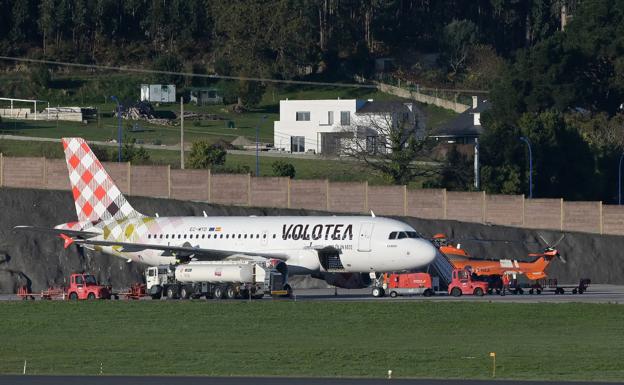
top-left (414, 238), bottom-right (437, 266)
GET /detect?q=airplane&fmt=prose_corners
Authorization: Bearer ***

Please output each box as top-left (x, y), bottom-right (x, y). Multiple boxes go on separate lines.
top-left (15, 137), bottom-right (437, 293)
top-left (430, 233), bottom-right (564, 281)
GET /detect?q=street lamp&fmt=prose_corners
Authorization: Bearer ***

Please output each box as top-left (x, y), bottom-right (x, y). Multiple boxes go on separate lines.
top-left (111, 96), bottom-right (122, 162)
top-left (619, 152), bottom-right (624, 205)
top-left (256, 115), bottom-right (267, 177)
top-left (519, 136), bottom-right (533, 199)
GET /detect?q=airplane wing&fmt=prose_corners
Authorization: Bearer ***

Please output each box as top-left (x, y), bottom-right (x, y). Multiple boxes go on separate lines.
top-left (70, 238), bottom-right (289, 261)
top-left (14, 226), bottom-right (100, 239)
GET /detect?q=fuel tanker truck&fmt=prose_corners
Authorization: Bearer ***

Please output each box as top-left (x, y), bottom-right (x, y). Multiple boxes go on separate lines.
top-left (145, 260), bottom-right (285, 300)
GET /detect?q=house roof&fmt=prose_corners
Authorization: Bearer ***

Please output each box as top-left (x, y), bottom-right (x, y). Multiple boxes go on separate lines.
top-left (356, 101), bottom-right (412, 114)
top-left (431, 99), bottom-right (490, 138)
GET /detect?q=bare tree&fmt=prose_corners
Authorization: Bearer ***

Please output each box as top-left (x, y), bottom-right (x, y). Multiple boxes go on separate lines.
top-left (339, 103), bottom-right (436, 185)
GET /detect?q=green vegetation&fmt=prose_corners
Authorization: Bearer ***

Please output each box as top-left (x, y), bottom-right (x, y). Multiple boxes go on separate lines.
top-left (0, 301), bottom-right (622, 380)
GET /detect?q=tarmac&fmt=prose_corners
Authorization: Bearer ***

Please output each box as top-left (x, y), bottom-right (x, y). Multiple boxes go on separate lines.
top-left (0, 375), bottom-right (620, 385)
top-left (1, 284), bottom-right (623, 303)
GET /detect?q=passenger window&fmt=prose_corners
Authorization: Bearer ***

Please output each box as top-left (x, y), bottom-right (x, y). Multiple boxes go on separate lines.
top-left (398, 232), bottom-right (407, 239)
top-left (263, 234), bottom-right (267, 239)
top-left (389, 232), bottom-right (397, 240)
top-left (244, 234), bottom-right (247, 239)
top-left (226, 234), bottom-right (229, 239)
top-left (273, 234), bottom-right (276, 239)
top-left (220, 234), bottom-right (223, 239)
top-left (201, 234), bottom-right (205, 239)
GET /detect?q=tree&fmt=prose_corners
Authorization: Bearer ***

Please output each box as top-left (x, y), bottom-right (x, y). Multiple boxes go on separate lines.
top-left (440, 19), bottom-right (478, 76)
top-left (152, 54), bottom-right (184, 85)
top-left (187, 141), bottom-right (227, 169)
top-left (29, 65), bottom-right (51, 89)
top-left (272, 160), bottom-right (296, 178)
top-left (425, 146), bottom-right (473, 191)
top-left (340, 105), bottom-right (435, 185)
top-left (114, 140), bottom-right (150, 164)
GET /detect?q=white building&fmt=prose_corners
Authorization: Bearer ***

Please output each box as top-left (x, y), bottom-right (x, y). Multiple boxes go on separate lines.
top-left (140, 84), bottom-right (176, 103)
top-left (273, 99), bottom-right (421, 155)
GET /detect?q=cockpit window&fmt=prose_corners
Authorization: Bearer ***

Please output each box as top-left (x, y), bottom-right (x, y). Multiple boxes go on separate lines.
top-left (390, 231), bottom-right (421, 240)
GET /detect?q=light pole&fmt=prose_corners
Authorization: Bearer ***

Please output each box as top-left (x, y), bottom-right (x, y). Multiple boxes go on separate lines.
top-left (619, 152), bottom-right (624, 205)
top-left (519, 136), bottom-right (533, 199)
top-left (256, 115), bottom-right (267, 177)
top-left (111, 96), bottom-right (122, 162)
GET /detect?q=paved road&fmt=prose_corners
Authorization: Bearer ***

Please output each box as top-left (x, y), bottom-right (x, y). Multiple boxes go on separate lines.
top-left (2, 285), bottom-right (623, 304)
top-left (0, 375), bottom-right (619, 385)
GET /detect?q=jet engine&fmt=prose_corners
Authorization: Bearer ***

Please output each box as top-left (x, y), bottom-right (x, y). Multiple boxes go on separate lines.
top-left (318, 272), bottom-right (372, 289)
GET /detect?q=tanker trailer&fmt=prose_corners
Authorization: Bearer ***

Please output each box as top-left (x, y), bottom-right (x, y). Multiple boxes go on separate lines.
top-left (146, 261), bottom-right (281, 300)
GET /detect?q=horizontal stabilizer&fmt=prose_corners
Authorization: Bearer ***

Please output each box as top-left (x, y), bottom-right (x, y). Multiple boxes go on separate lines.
top-left (14, 226), bottom-right (100, 239)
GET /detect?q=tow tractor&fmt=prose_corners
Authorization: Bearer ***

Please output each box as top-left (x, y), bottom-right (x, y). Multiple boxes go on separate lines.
top-left (447, 269), bottom-right (488, 297)
top-left (371, 268), bottom-right (488, 297)
top-left (17, 273), bottom-right (114, 300)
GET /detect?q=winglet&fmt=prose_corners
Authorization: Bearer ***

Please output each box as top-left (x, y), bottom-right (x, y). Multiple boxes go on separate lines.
top-left (59, 234), bottom-right (75, 249)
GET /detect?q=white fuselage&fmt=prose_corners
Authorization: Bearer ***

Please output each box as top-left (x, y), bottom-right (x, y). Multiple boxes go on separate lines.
top-left (84, 215), bottom-right (437, 274)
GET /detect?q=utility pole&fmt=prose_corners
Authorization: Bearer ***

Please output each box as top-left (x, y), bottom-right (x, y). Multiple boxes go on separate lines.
top-left (180, 98), bottom-right (184, 169)
top-left (474, 138), bottom-right (480, 190)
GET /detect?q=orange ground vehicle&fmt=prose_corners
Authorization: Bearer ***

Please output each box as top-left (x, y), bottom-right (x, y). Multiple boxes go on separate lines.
top-left (447, 268), bottom-right (488, 297)
top-left (66, 273), bottom-right (112, 300)
top-left (380, 272), bottom-right (435, 297)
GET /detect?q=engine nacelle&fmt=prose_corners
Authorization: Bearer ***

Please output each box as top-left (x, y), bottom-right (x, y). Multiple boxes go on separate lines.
top-left (319, 272), bottom-right (372, 289)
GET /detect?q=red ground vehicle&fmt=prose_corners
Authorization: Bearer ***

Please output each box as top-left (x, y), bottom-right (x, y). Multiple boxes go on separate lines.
top-left (381, 272), bottom-right (434, 297)
top-left (67, 273), bottom-right (112, 300)
top-left (448, 269), bottom-right (488, 297)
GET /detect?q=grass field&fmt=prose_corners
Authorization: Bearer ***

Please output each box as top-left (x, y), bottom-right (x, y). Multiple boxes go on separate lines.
top-left (0, 139), bottom-right (431, 186)
top-left (0, 301), bottom-right (622, 380)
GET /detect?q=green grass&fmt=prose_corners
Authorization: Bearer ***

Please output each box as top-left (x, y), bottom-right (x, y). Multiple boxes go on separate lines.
top-left (0, 301), bottom-right (622, 380)
top-left (0, 138), bottom-right (429, 185)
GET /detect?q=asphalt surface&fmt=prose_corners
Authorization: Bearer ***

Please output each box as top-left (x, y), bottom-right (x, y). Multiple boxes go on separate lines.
top-left (0, 375), bottom-right (619, 385)
top-left (1, 285), bottom-right (623, 303)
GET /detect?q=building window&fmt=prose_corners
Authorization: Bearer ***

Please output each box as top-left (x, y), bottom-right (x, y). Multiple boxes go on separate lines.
top-left (291, 136), bottom-right (305, 153)
top-left (340, 111), bottom-right (350, 126)
top-left (328, 111), bottom-right (334, 125)
top-left (296, 111), bottom-right (310, 121)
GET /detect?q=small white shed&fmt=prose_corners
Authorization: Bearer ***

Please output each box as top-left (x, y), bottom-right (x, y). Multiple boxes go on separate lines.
top-left (140, 84), bottom-right (176, 103)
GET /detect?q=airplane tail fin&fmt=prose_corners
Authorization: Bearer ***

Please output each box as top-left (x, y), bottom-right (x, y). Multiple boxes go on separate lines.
top-left (62, 138), bottom-right (142, 222)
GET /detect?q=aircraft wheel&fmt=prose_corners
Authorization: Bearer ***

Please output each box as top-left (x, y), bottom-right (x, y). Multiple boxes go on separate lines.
top-left (390, 291), bottom-right (398, 298)
top-left (451, 287), bottom-right (462, 297)
top-left (473, 287), bottom-right (484, 297)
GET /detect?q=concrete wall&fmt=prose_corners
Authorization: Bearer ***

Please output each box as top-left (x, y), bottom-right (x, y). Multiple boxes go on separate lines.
top-left (368, 185), bottom-right (405, 216)
top-left (328, 181), bottom-right (367, 213)
top-left (210, 174), bottom-right (250, 206)
top-left (446, 191), bottom-right (484, 223)
top-left (130, 165), bottom-right (169, 198)
top-left (524, 199), bottom-right (562, 230)
top-left (486, 194), bottom-right (524, 226)
top-left (290, 179), bottom-right (327, 210)
top-left (170, 169), bottom-right (210, 202)
top-left (376, 82), bottom-right (470, 113)
top-left (250, 177), bottom-right (289, 208)
top-left (4, 154), bottom-right (624, 236)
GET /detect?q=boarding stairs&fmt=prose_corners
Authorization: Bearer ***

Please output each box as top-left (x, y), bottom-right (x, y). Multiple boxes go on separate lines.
top-left (428, 250), bottom-right (454, 288)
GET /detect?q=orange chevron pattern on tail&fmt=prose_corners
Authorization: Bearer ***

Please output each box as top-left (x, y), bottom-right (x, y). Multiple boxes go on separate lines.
top-left (62, 138), bottom-right (142, 222)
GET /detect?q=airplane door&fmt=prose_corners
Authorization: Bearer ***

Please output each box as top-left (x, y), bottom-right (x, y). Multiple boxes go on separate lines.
top-left (357, 222), bottom-right (374, 252)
